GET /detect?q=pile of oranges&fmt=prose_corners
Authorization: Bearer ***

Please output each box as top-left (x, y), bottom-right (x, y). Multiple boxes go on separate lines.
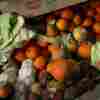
top-left (13, 1), bottom-right (100, 82)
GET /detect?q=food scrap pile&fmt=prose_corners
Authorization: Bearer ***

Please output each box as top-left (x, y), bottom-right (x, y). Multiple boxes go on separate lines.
top-left (0, 0), bottom-right (100, 100)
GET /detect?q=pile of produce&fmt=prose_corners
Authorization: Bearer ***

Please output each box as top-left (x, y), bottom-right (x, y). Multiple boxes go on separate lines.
top-left (0, 0), bottom-right (100, 100)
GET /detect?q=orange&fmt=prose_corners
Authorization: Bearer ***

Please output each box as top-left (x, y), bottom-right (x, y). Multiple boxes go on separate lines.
top-left (25, 46), bottom-right (39, 59)
top-left (56, 18), bottom-right (67, 31)
top-left (96, 14), bottom-right (100, 22)
top-left (48, 45), bottom-right (64, 59)
top-left (47, 59), bottom-right (67, 80)
top-left (34, 56), bottom-right (46, 70)
top-left (0, 87), bottom-right (10, 97)
top-left (61, 9), bottom-right (74, 19)
top-left (73, 15), bottom-right (81, 25)
top-left (82, 17), bottom-right (93, 27)
top-left (93, 22), bottom-right (100, 34)
top-left (78, 42), bottom-right (91, 59)
top-left (46, 15), bottom-right (55, 22)
top-left (47, 58), bottom-right (77, 80)
top-left (47, 25), bottom-right (58, 36)
top-left (14, 49), bottom-right (26, 62)
top-left (96, 4), bottom-right (100, 14)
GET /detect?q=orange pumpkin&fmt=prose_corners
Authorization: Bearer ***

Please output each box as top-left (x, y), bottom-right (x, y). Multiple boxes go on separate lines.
top-left (78, 42), bottom-right (91, 59)
top-left (14, 49), bottom-right (26, 62)
top-left (93, 22), bottom-right (100, 35)
top-left (82, 17), bottom-right (93, 27)
top-left (25, 46), bottom-right (39, 59)
top-left (34, 56), bottom-right (46, 70)
top-left (56, 18), bottom-right (68, 31)
top-left (61, 9), bottom-right (74, 19)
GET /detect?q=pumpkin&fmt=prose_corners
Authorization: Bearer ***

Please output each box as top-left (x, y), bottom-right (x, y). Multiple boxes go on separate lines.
top-left (82, 17), bottom-right (93, 27)
top-left (93, 22), bottom-right (100, 35)
top-left (34, 56), bottom-right (46, 70)
top-left (14, 48), bottom-right (26, 62)
top-left (25, 46), bottom-right (39, 59)
top-left (61, 9), bottom-right (74, 19)
top-left (73, 15), bottom-right (81, 25)
top-left (56, 19), bottom-right (68, 31)
top-left (78, 42), bottom-right (91, 59)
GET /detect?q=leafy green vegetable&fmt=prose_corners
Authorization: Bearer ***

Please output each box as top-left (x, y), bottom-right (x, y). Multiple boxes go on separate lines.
top-left (0, 13), bottom-right (36, 65)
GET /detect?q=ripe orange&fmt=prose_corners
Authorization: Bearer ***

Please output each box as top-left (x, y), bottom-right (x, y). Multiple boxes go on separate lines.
top-left (78, 42), bottom-right (91, 59)
top-left (56, 18), bottom-right (67, 31)
top-left (25, 46), bottom-right (39, 59)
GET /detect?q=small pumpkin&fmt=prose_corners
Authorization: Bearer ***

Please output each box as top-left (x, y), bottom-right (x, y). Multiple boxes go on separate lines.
top-left (78, 42), bottom-right (91, 59)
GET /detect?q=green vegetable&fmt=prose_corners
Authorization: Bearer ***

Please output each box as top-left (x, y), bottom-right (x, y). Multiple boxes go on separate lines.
top-left (0, 13), bottom-right (36, 65)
